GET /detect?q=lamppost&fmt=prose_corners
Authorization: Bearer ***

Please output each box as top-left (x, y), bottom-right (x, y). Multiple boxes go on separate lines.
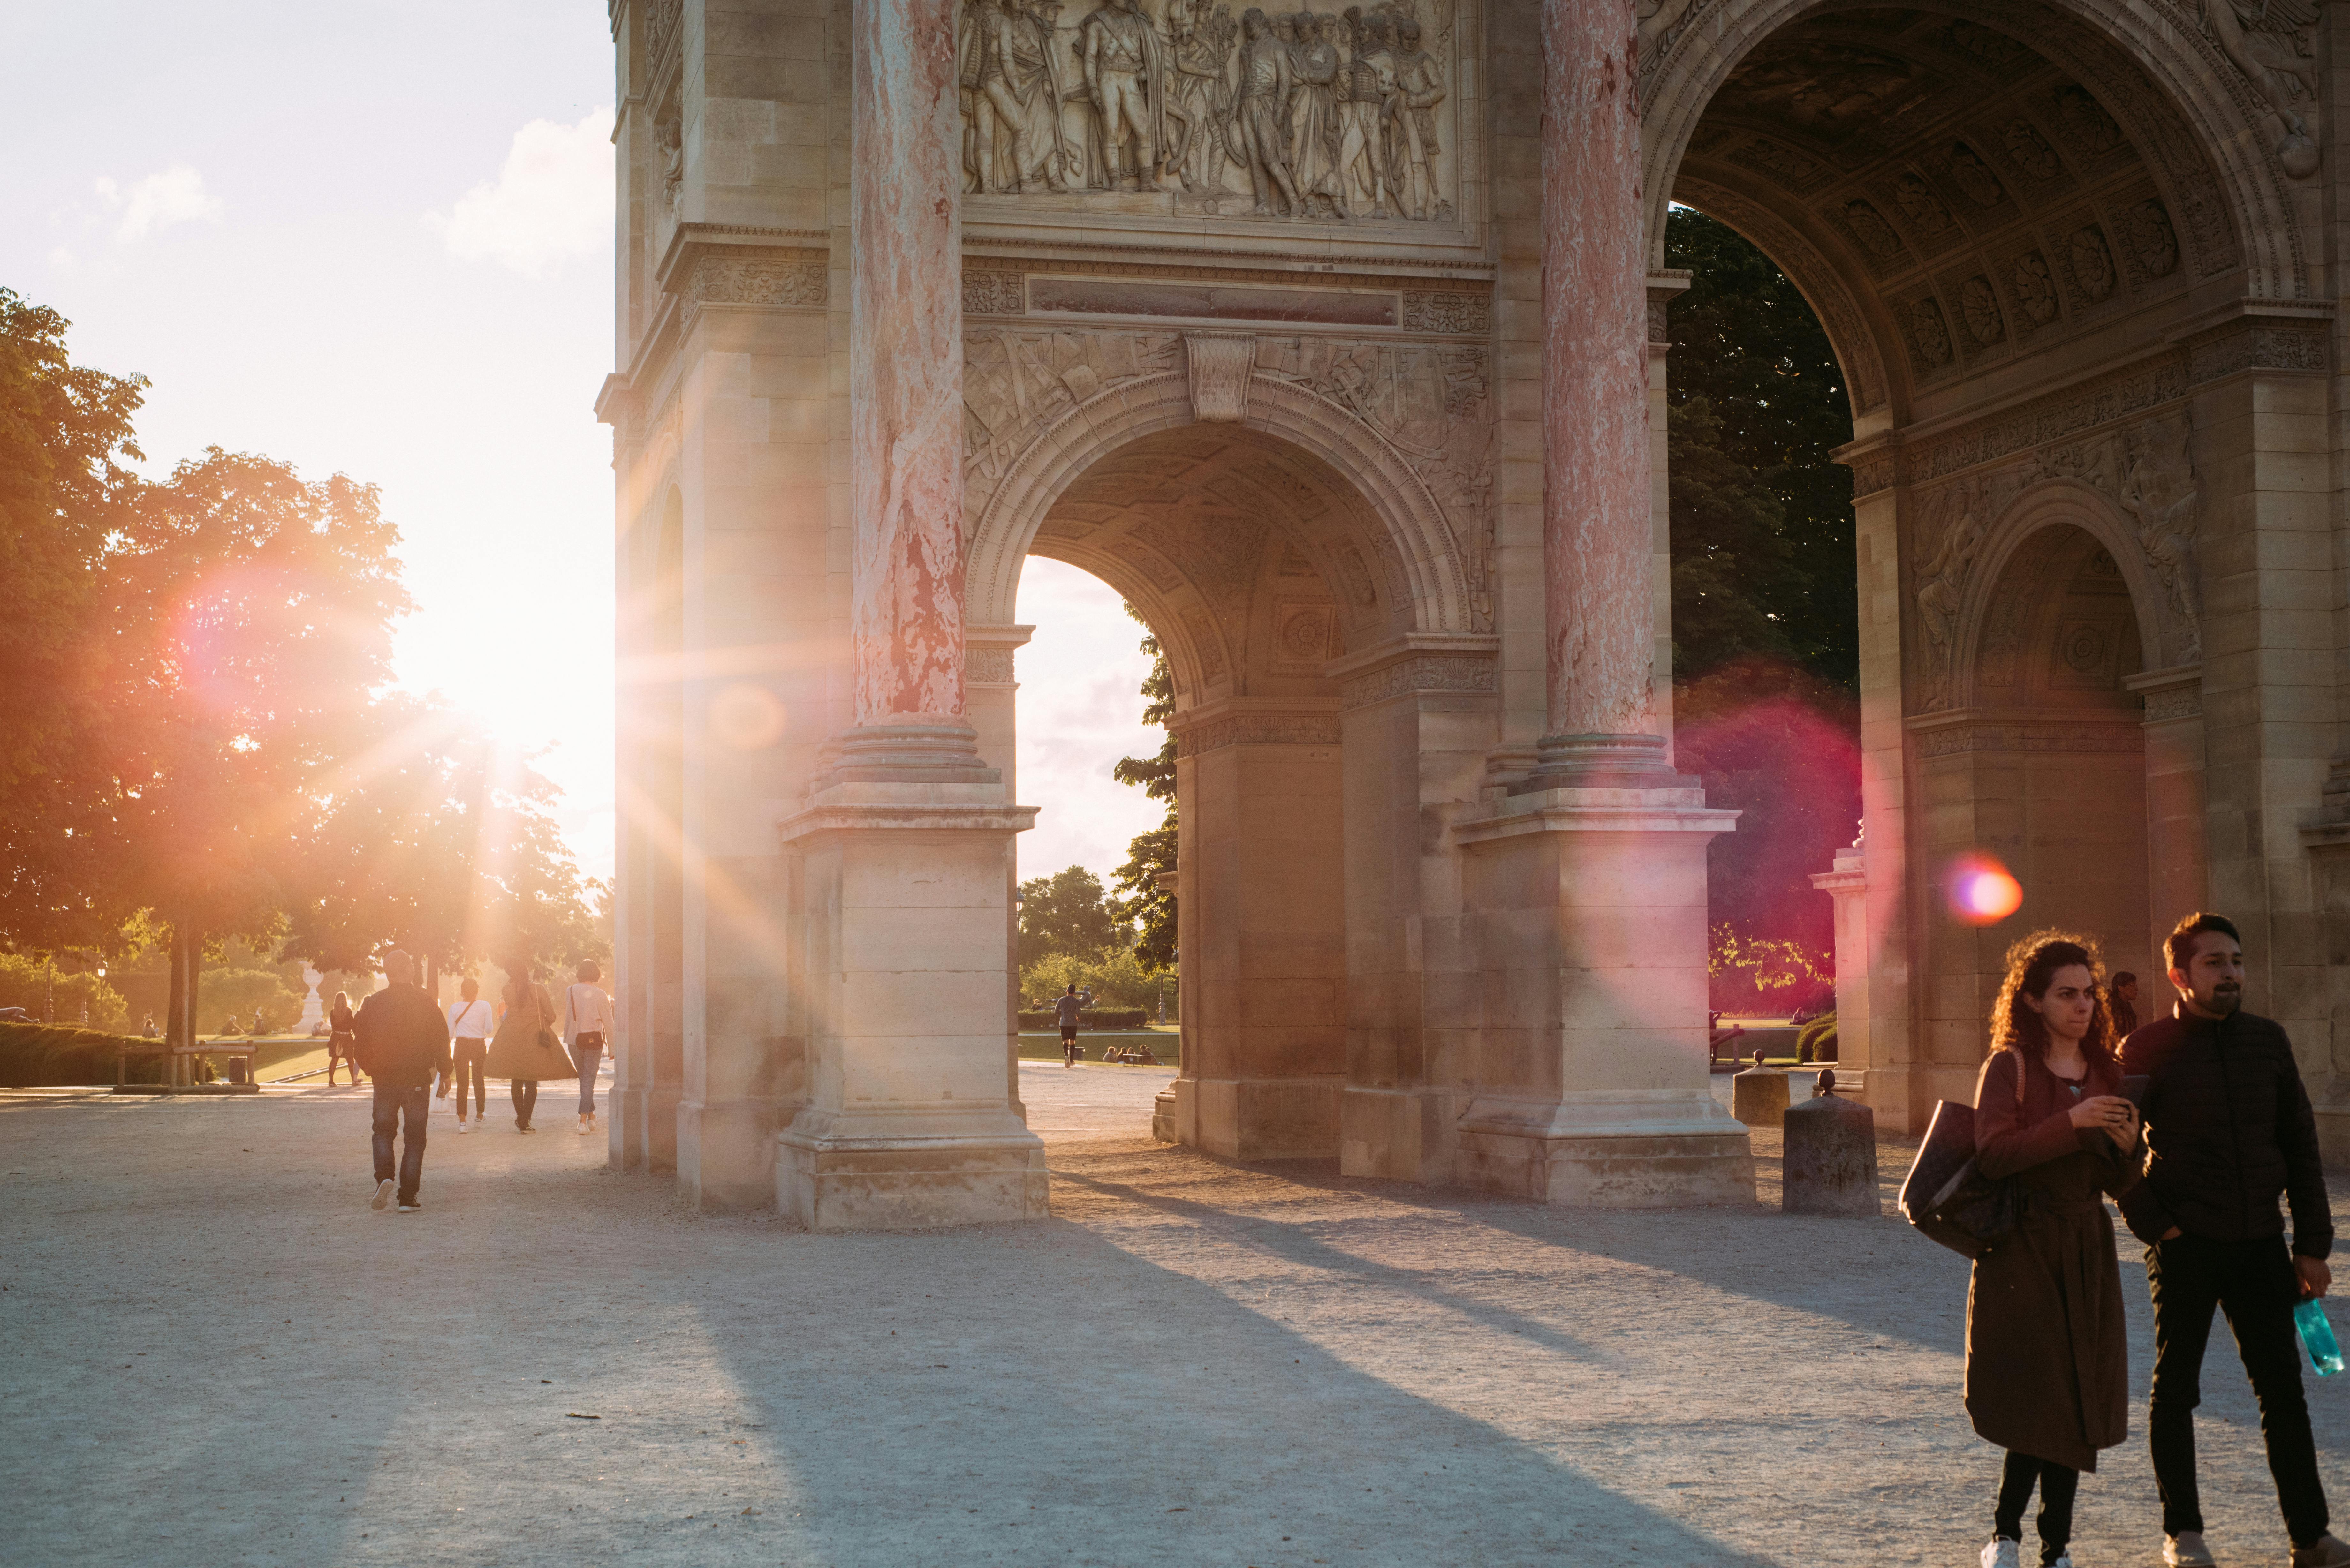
top-left (42, 955), bottom-right (54, 1024)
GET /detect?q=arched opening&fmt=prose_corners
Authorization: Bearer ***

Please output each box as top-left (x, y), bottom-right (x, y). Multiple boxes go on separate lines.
top-left (979, 422), bottom-right (1409, 1161)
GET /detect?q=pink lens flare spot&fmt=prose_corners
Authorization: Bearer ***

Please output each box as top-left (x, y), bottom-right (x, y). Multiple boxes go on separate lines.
top-left (1947, 855), bottom-right (2023, 925)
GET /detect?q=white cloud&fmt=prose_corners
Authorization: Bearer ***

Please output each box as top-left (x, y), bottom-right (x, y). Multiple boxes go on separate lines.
top-left (428, 108), bottom-right (615, 277)
top-left (95, 165), bottom-right (224, 242)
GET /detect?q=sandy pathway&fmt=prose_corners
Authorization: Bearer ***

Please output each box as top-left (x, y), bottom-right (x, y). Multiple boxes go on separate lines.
top-left (4, 1065), bottom-right (2347, 1566)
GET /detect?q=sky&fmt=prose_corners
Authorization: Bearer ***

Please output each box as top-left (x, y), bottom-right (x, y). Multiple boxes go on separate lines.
top-left (2, 2), bottom-right (1160, 892)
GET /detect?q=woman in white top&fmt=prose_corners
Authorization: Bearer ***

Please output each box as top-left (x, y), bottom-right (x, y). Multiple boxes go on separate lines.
top-left (563, 960), bottom-right (614, 1137)
top-left (445, 977), bottom-right (496, 1132)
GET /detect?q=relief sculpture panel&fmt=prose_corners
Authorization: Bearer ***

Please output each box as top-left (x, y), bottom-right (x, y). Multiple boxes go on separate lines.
top-left (959, 0), bottom-right (1460, 223)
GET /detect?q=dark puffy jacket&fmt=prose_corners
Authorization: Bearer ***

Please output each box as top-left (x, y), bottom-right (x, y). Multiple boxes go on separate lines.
top-left (352, 983), bottom-right (452, 1090)
top-left (2118, 1003), bottom-right (2332, 1258)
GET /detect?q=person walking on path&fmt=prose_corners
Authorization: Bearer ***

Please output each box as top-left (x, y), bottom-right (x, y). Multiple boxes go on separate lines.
top-left (1969, 933), bottom-right (2141, 1568)
top-left (2119, 912), bottom-right (2348, 1568)
top-left (2110, 971), bottom-right (2140, 1038)
top-left (326, 991), bottom-right (360, 1087)
top-left (485, 962), bottom-right (572, 1134)
top-left (352, 950), bottom-right (451, 1215)
top-left (445, 978), bottom-right (494, 1134)
top-left (1056, 984), bottom-right (1084, 1067)
top-left (562, 961), bottom-right (613, 1137)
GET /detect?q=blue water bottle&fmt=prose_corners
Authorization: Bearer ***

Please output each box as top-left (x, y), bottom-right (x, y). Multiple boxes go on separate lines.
top-left (2294, 1298), bottom-right (2344, 1377)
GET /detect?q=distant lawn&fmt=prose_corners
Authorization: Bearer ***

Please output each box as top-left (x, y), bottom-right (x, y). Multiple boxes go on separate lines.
top-left (1018, 1029), bottom-right (1176, 1064)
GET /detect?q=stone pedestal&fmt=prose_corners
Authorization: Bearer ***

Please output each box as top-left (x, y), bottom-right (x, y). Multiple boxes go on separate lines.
top-left (1450, 764), bottom-right (1755, 1206)
top-left (1783, 1082), bottom-right (1880, 1217)
top-left (1808, 838), bottom-right (1869, 1098)
top-left (775, 771), bottom-right (1046, 1230)
top-left (1730, 1067), bottom-right (1789, 1128)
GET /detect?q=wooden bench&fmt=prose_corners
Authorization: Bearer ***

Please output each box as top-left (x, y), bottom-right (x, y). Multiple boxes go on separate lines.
top-left (111, 1040), bottom-right (262, 1095)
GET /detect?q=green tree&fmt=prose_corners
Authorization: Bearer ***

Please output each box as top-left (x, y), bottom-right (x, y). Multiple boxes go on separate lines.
top-left (1108, 608), bottom-right (1178, 972)
top-left (1665, 207), bottom-right (1857, 689)
top-left (1018, 865), bottom-right (1126, 969)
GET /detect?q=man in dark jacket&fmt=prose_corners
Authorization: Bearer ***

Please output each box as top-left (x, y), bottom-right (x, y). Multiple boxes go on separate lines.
top-left (2121, 912), bottom-right (2345, 1568)
top-left (353, 949), bottom-right (451, 1214)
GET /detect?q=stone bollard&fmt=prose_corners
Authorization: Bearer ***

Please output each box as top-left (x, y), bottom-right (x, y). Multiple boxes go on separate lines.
top-left (1731, 1065), bottom-right (1788, 1127)
top-left (1783, 1070), bottom-right (1880, 1216)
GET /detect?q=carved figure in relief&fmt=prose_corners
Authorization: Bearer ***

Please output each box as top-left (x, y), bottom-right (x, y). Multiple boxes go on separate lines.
top-left (2013, 251), bottom-right (2059, 325)
top-left (1288, 12), bottom-right (1348, 216)
top-left (1234, 9), bottom-right (1305, 215)
top-left (1165, 0), bottom-right (1236, 193)
top-left (970, 0), bottom-right (1035, 193)
top-left (657, 115), bottom-right (684, 213)
top-left (1916, 483), bottom-right (1988, 709)
top-left (2203, 0), bottom-right (2320, 177)
top-left (959, 0), bottom-right (988, 192)
top-left (1391, 19), bottom-right (1446, 221)
top-left (1083, 0), bottom-right (1174, 191)
top-left (2119, 413), bottom-right (2201, 645)
top-left (1335, 10), bottom-right (1396, 217)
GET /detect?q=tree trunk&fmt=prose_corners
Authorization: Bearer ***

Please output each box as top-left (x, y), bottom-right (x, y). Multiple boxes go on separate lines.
top-left (185, 927), bottom-right (204, 1084)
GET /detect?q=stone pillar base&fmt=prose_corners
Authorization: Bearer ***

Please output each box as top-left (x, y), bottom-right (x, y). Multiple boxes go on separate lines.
top-left (679, 1096), bottom-right (783, 1211)
top-left (775, 767), bottom-right (1043, 1230)
top-left (1150, 1086), bottom-right (1177, 1143)
top-left (1339, 1084), bottom-right (1458, 1183)
top-left (1170, 1074), bottom-right (1341, 1159)
top-left (1456, 1094), bottom-right (1756, 1206)
top-left (610, 1084), bottom-right (682, 1173)
top-left (776, 1113), bottom-right (1048, 1230)
top-left (1450, 759), bottom-right (1755, 1207)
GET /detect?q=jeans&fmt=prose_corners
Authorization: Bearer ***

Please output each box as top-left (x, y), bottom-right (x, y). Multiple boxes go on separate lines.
top-left (511, 1080), bottom-right (538, 1127)
top-left (2147, 1234), bottom-right (2330, 1546)
top-left (573, 1044), bottom-right (602, 1114)
top-left (371, 1083), bottom-right (430, 1204)
top-left (451, 1039), bottom-right (487, 1116)
top-left (1994, 1451), bottom-right (2077, 1563)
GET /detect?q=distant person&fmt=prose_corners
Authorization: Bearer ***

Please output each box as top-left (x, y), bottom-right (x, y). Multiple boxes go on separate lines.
top-left (141, 1013), bottom-right (155, 1038)
top-left (445, 978), bottom-right (494, 1134)
top-left (1967, 933), bottom-right (2139, 1568)
top-left (2120, 913), bottom-right (2346, 1568)
top-left (2109, 971), bottom-right (2139, 1039)
top-left (1056, 984), bottom-right (1084, 1067)
top-left (252, 1007), bottom-right (265, 1038)
top-left (486, 962), bottom-right (572, 1134)
top-left (562, 960), bottom-right (613, 1137)
top-left (352, 949), bottom-right (451, 1215)
top-left (326, 991), bottom-right (360, 1087)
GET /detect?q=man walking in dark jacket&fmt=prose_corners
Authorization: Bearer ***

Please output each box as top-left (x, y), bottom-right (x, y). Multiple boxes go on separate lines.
top-left (2121, 912), bottom-right (2347, 1568)
top-left (353, 949), bottom-right (451, 1215)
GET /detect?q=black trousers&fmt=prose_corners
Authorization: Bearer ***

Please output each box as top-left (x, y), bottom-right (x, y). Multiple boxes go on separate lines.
top-left (511, 1079), bottom-right (538, 1127)
top-left (1994, 1451), bottom-right (2077, 1563)
top-left (371, 1083), bottom-right (429, 1204)
top-left (2147, 1234), bottom-right (2329, 1546)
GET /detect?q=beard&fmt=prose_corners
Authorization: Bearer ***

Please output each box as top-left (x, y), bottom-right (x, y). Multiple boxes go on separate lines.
top-left (2204, 981), bottom-right (2244, 1016)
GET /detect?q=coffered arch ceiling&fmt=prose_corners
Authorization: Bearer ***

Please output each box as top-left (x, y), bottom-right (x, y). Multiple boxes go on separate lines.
top-left (1661, 4), bottom-right (2255, 422)
top-left (1025, 425), bottom-right (1386, 706)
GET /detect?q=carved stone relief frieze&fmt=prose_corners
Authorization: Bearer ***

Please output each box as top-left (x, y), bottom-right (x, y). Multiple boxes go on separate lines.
top-left (2197, 0), bottom-right (2321, 177)
top-left (963, 325), bottom-right (1184, 507)
top-left (958, 0), bottom-right (1459, 224)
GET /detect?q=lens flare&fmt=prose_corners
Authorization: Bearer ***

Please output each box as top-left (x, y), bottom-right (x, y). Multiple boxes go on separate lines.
top-left (709, 683), bottom-right (788, 750)
top-left (1947, 854), bottom-right (2024, 926)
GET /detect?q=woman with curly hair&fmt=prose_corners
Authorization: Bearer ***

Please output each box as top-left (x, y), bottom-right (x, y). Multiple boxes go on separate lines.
top-left (1970, 932), bottom-right (2142, 1568)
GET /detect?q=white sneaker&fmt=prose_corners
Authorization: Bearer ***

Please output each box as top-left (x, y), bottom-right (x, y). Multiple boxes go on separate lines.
top-left (370, 1178), bottom-right (394, 1211)
top-left (578, 1116), bottom-right (590, 1136)
top-left (2166, 1531), bottom-right (2215, 1567)
top-left (2048, 1555), bottom-right (2075, 1568)
top-left (456, 1118), bottom-right (470, 1135)
top-left (1982, 1541), bottom-right (2021, 1568)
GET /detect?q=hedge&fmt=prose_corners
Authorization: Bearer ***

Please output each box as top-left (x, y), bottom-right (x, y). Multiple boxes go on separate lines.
top-left (1797, 1011), bottom-right (1839, 1065)
top-left (1016, 1008), bottom-right (1149, 1030)
top-left (0, 1021), bottom-right (167, 1087)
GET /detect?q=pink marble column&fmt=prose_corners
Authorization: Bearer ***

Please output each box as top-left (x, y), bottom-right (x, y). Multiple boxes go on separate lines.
top-left (850, 0), bottom-right (968, 735)
top-left (1538, 0), bottom-right (1654, 757)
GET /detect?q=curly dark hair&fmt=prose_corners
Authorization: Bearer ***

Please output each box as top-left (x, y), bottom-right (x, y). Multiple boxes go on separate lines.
top-left (1988, 929), bottom-right (2116, 1066)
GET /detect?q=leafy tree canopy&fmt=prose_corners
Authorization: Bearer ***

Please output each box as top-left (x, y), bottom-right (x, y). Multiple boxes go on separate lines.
top-left (1018, 865), bottom-right (1128, 970)
top-left (1108, 606), bottom-right (1178, 971)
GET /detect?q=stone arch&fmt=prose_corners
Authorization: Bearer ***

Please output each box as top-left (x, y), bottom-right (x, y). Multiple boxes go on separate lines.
top-left (1643, 0), bottom-right (2304, 306)
top-left (1948, 477), bottom-right (2176, 707)
top-left (964, 367), bottom-right (1476, 637)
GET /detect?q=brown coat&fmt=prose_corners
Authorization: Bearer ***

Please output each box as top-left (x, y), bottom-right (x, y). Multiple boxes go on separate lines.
top-left (1963, 1047), bottom-right (2139, 1471)
top-left (484, 978), bottom-right (576, 1082)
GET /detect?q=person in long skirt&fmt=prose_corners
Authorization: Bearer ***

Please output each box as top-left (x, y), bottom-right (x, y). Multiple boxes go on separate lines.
top-left (484, 962), bottom-right (573, 1133)
top-left (1971, 932), bottom-right (2142, 1568)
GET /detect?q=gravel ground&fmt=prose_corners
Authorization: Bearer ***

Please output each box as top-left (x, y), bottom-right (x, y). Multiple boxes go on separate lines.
top-left (4, 1065), bottom-right (2349, 1567)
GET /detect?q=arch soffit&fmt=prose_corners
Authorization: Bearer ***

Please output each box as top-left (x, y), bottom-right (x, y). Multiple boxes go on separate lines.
top-left (1642, 0), bottom-right (2304, 302)
top-left (1020, 541), bottom-right (1228, 702)
top-left (964, 372), bottom-right (1471, 635)
top-left (1948, 478), bottom-right (2171, 706)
